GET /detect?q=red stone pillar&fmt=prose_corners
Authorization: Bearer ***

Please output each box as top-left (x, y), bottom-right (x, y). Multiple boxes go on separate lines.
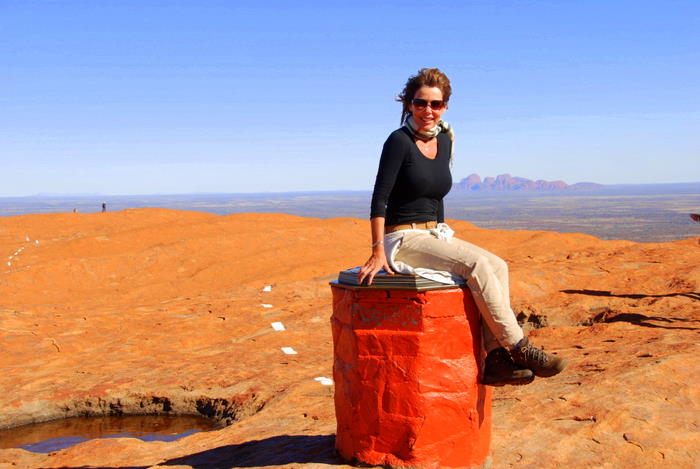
top-left (331, 284), bottom-right (492, 469)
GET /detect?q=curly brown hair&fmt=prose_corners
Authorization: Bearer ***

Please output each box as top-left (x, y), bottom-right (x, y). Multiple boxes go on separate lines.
top-left (396, 68), bottom-right (452, 124)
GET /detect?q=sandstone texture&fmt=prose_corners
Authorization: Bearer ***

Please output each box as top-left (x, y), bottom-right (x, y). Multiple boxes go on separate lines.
top-left (0, 209), bottom-right (698, 468)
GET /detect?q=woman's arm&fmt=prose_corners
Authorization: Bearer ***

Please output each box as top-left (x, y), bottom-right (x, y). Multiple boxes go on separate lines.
top-left (357, 216), bottom-right (394, 285)
top-left (370, 130), bottom-right (408, 219)
top-left (358, 131), bottom-right (407, 285)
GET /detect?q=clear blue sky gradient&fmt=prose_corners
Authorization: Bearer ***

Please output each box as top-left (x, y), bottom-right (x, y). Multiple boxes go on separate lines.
top-left (2, 0), bottom-right (698, 196)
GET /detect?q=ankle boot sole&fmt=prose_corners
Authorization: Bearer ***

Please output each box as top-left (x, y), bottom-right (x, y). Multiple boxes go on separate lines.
top-left (483, 371), bottom-right (535, 386)
top-left (483, 375), bottom-right (535, 387)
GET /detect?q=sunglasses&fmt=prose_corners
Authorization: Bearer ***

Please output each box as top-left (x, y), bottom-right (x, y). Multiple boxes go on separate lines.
top-left (411, 98), bottom-right (446, 110)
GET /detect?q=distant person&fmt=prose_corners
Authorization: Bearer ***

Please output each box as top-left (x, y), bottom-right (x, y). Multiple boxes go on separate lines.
top-left (358, 68), bottom-right (567, 386)
top-left (72, 208), bottom-right (77, 213)
top-left (101, 203), bottom-right (106, 213)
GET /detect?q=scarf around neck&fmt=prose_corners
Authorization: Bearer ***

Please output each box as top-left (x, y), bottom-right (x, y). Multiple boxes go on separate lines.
top-left (404, 115), bottom-right (455, 163)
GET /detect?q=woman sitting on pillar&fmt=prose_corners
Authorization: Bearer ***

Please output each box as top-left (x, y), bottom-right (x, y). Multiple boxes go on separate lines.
top-left (358, 67), bottom-right (567, 386)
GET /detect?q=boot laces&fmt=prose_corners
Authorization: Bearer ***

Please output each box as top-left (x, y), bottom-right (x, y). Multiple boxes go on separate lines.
top-left (522, 343), bottom-right (549, 365)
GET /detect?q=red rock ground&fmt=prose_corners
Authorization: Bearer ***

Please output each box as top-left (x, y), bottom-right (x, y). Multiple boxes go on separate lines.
top-left (0, 209), bottom-right (698, 468)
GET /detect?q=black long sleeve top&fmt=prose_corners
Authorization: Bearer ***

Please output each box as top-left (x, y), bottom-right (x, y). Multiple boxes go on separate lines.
top-left (370, 127), bottom-right (452, 225)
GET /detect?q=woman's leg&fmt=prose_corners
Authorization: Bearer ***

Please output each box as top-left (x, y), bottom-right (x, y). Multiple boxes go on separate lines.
top-left (396, 231), bottom-right (567, 380)
top-left (395, 231), bottom-right (524, 351)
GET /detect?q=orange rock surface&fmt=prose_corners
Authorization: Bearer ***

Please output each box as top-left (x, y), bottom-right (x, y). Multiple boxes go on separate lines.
top-left (0, 209), bottom-right (698, 468)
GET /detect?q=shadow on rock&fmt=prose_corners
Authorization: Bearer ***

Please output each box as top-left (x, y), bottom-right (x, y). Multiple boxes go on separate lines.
top-left (49, 435), bottom-right (341, 469)
top-left (594, 312), bottom-right (699, 330)
top-left (561, 288), bottom-right (700, 302)
top-left (53, 435), bottom-right (343, 469)
top-left (162, 434), bottom-right (344, 468)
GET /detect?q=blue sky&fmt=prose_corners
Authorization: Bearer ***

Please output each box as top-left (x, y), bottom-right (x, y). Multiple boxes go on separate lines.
top-left (1, 0), bottom-right (698, 196)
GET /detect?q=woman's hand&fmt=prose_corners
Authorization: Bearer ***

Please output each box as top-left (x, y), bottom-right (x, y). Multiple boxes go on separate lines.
top-left (358, 248), bottom-right (394, 286)
top-left (358, 217), bottom-right (393, 285)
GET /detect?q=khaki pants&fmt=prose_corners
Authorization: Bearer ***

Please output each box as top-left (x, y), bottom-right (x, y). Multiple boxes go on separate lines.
top-left (394, 231), bottom-right (524, 352)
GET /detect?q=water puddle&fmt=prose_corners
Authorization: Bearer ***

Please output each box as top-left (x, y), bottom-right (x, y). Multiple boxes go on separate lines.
top-left (0, 414), bottom-right (221, 453)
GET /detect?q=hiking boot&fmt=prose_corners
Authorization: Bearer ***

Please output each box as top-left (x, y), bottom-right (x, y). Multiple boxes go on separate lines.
top-left (482, 347), bottom-right (535, 386)
top-left (509, 337), bottom-right (568, 378)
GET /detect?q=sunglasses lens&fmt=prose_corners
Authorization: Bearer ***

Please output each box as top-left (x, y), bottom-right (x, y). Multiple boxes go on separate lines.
top-left (412, 99), bottom-right (428, 108)
top-left (412, 99), bottom-right (444, 110)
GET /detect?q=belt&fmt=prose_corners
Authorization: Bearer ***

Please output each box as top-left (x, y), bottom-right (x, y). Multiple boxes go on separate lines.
top-left (385, 221), bottom-right (438, 233)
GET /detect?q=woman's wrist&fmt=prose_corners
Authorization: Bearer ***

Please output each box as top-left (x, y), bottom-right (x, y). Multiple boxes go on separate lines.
top-left (371, 240), bottom-right (384, 248)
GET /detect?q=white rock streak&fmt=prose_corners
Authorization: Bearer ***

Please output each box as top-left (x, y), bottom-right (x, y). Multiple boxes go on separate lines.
top-left (262, 285), bottom-right (272, 292)
top-left (314, 377), bottom-right (333, 386)
top-left (260, 304), bottom-right (273, 308)
top-left (270, 322), bottom-right (285, 331)
top-left (280, 347), bottom-right (297, 355)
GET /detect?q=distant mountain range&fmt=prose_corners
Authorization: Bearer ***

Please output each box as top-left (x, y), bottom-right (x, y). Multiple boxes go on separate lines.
top-left (453, 174), bottom-right (604, 192)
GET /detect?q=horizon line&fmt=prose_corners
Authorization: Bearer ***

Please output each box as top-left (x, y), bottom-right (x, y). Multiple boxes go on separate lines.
top-left (0, 180), bottom-right (695, 199)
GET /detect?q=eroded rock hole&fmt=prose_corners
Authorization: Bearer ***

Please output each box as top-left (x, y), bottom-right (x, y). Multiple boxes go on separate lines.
top-left (579, 307), bottom-right (618, 326)
top-left (0, 394), bottom-right (264, 454)
top-left (516, 311), bottom-right (549, 329)
top-left (0, 414), bottom-right (219, 453)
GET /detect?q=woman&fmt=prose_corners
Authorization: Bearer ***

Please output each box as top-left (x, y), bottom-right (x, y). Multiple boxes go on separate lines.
top-left (358, 68), bottom-right (567, 386)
